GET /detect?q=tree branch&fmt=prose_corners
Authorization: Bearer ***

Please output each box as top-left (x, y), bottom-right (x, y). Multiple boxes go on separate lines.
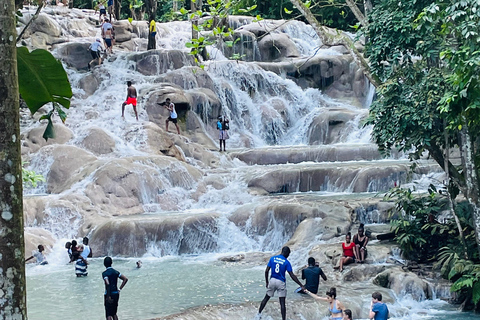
top-left (345, 0), bottom-right (367, 26)
top-left (16, 3), bottom-right (44, 43)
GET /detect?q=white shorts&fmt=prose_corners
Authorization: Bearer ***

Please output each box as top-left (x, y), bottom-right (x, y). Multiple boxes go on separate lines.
top-left (266, 278), bottom-right (287, 298)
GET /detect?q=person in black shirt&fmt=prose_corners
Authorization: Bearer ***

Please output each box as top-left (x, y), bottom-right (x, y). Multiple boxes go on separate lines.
top-left (300, 257), bottom-right (327, 294)
top-left (102, 257), bottom-right (128, 320)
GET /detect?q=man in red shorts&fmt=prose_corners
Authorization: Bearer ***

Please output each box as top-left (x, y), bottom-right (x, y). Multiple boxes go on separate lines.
top-left (121, 81), bottom-right (138, 120)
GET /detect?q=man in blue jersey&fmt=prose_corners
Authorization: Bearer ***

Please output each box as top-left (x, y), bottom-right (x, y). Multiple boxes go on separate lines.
top-left (102, 257), bottom-right (128, 320)
top-left (258, 246), bottom-right (304, 320)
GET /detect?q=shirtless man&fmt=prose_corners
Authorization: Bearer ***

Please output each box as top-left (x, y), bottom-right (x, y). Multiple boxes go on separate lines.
top-left (163, 98), bottom-right (180, 134)
top-left (121, 81), bottom-right (138, 120)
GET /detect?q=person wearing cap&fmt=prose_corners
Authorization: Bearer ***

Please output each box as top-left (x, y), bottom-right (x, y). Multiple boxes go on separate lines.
top-left (88, 38), bottom-right (104, 68)
top-left (122, 81), bottom-right (138, 120)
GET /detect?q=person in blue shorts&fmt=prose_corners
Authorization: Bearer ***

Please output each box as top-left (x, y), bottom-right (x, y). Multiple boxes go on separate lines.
top-left (369, 291), bottom-right (389, 320)
top-left (103, 257), bottom-right (128, 320)
top-left (257, 246), bottom-right (304, 320)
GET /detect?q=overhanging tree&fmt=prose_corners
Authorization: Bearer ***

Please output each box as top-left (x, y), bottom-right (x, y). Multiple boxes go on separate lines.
top-left (0, 1), bottom-right (72, 318)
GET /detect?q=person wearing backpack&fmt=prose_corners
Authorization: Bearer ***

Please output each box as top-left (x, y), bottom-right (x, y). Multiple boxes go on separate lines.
top-left (217, 115), bottom-right (229, 152)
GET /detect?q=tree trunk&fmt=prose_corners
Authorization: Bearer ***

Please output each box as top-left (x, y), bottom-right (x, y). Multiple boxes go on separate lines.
top-left (364, 0), bottom-right (373, 16)
top-left (0, 0), bottom-right (27, 319)
top-left (115, 0), bottom-right (121, 21)
top-left (288, 0), bottom-right (381, 87)
top-left (345, 0), bottom-right (367, 26)
top-left (459, 118), bottom-right (480, 257)
top-left (443, 119), bottom-right (469, 259)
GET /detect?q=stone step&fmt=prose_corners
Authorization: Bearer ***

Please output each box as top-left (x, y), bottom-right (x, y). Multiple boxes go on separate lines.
top-left (229, 144), bottom-right (400, 165)
top-left (242, 159), bottom-right (443, 194)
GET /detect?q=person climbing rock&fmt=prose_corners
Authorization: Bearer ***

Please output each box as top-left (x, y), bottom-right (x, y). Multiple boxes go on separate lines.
top-left (121, 81), bottom-right (138, 121)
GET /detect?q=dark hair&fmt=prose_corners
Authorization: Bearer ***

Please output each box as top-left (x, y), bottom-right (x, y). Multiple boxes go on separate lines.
top-left (308, 257), bottom-right (315, 266)
top-left (83, 237), bottom-right (89, 245)
top-left (281, 246), bottom-right (291, 257)
top-left (104, 256), bottom-right (113, 268)
top-left (372, 291), bottom-right (382, 301)
top-left (65, 241), bottom-right (72, 249)
top-left (38, 244), bottom-right (44, 251)
top-left (344, 309), bottom-right (352, 320)
top-left (127, 81), bottom-right (132, 86)
top-left (326, 287), bottom-right (337, 298)
top-left (166, 98), bottom-right (171, 102)
top-left (71, 240), bottom-right (77, 247)
top-left (358, 223), bottom-right (365, 232)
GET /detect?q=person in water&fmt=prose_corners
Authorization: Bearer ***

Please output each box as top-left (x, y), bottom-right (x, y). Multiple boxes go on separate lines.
top-left (26, 244), bottom-right (48, 265)
top-left (338, 232), bottom-right (356, 272)
top-left (353, 223), bottom-right (369, 263)
top-left (257, 246), bottom-right (305, 320)
top-left (121, 81), bottom-right (138, 120)
top-left (299, 257), bottom-right (327, 294)
top-left (369, 291), bottom-right (389, 320)
top-left (304, 287), bottom-right (345, 320)
top-left (343, 309), bottom-right (353, 320)
top-left (75, 244), bottom-right (89, 277)
top-left (103, 256), bottom-right (128, 320)
top-left (163, 98), bottom-right (180, 134)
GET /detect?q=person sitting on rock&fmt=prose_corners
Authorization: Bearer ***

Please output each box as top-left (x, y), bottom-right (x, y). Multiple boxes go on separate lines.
top-left (353, 223), bottom-right (369, 263)
top-left (336, 232), bottom-right (357, 272)
top-left (26, 244), bottom-right (48, 265)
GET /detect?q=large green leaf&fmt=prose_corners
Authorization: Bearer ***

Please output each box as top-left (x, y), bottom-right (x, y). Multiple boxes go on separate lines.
top-left (17, 46), bottom-right (72, 114)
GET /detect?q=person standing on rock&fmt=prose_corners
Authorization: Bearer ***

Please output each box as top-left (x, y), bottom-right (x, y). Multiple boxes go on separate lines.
top-left (257, 246), bottom-right (304, 320)
top-left (99, 0), bottom-right (107, 21)
top-left (88, 38), bottom-right (104, 68)
top-left (299, 257), bottom-right (327, 294)
top-left (103, 256), bottom-right (128, 320)
top-left (107, 0), bottom-right (114, 21)
top-left (369, 292), bottom-right (389, 320)
top-left (101, 18), bottom-right (113, 46)
top-left (147, 15), bottom-right (156, 50)
top-left (121, 81), bottom-right (138, 121)
top-left (163, 98), bottom-right (180, 134)
top-left (217, 115), bottom-right (229, 152)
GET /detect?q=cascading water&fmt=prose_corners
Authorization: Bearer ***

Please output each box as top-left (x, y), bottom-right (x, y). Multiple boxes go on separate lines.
top-left (20, 6), bottom-right (467, 320)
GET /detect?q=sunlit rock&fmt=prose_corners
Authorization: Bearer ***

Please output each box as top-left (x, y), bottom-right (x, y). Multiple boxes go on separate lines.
top-left (79, 127), bottom-right (116, 155)
top-left (22, 123), bottom-right (73, 154)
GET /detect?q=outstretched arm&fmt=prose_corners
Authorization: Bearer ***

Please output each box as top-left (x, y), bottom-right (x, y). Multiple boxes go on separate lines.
top-left (304, 289), bottom-right (327, 301)
top-left (288, 270), bottom-right (304, 289)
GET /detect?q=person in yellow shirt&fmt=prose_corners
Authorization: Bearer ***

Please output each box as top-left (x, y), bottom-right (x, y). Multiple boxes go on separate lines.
top-left (148, 16), bottom-right (156, 50)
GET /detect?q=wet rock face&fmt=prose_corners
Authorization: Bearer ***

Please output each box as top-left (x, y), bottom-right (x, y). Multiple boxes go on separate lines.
top-left (130, 49), bottom-right (195, 76)
top-left (257, 33), bottom-right (300, 61)
top-left (56, 43), bottom-right (92, 70)
top-left (22, 123), bottom-right (73, 154)
top-left (90, 213), bottom-right (220, 256)
top-left (79, 127), bottom-right (116, 155)
top-left (373, 267), bottom-right (431, 301)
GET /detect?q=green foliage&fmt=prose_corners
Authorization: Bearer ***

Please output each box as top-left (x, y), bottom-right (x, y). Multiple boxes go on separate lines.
top-left (22, 163), bottom-right (45, 188)
top-left (364, 0), bottom-right (480, 173)
top-left (387, 185), bottom-right (444, 261)
top-left (17, 47), bottom-right (72, 141)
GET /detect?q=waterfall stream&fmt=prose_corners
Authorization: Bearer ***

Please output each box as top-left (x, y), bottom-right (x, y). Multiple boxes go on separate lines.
top-left (19, 6), bottom-right (470, 320)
